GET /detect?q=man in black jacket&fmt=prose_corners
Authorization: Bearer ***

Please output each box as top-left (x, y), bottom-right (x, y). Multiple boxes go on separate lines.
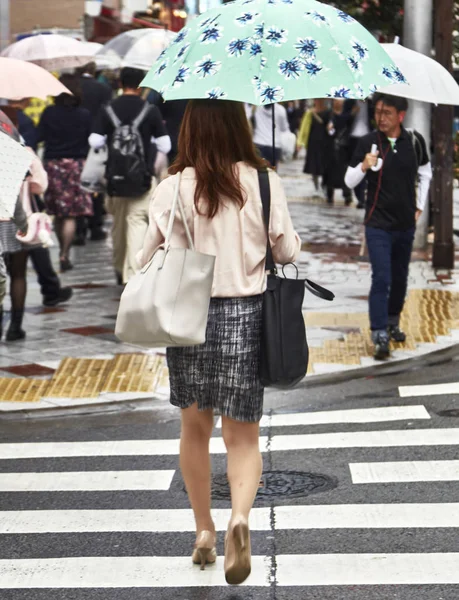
top-left (345, 94), bottom-right (432, 360)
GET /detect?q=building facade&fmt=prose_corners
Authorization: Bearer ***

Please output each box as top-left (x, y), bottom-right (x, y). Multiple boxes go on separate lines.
top-left (10, 0), bottom-right (85, 40)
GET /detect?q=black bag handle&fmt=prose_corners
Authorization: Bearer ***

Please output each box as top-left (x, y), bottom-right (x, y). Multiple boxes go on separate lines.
top-left (258, 169), bottom-right (276, 273)
top-left (257, 170), bottom-right (335, 302)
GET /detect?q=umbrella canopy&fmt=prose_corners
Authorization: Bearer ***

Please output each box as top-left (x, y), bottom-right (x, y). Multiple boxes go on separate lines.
top-left (1, 34), bottom-right (97, 71)
top-left (0, 110), bottom-right (21, 143)
top-left (141, 0), bottom-right (403, 104)
top-left (96, 28), bottom-right (176, 71)
top-left (0, 57), bottom-right (71, 100)
top-left (0, 129), bottom-right (33, 219)
top-left (377, 43), bottom-right (459, 105)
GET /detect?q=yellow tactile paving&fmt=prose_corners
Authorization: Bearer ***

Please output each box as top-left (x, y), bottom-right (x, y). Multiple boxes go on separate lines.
top-left (102, 354), bottom-right (166, 393)
top-left (305, 290), bottom-right (459, 373)
top-left (0, 378), bottom-right (50, 402)
top-left (45, 375), bottom-right (106, 398)
top-left (53, 358), bottom-right (114, 380)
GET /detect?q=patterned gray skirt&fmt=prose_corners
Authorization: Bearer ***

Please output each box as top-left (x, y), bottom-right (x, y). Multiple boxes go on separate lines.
top-left (167, 295), bottom-right (264, 423)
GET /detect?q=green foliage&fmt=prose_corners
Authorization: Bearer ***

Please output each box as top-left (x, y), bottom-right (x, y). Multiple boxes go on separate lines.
top-left (332, 0), bottom-right (403, 38)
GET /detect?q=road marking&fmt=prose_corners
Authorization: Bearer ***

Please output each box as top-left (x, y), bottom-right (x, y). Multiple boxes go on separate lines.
top-left (217, 405), bottom-right (431, 428)
top-left (276, 553), bottom-right (459, 585)
top-left (3, 503), bottom-right (459, 534)
top-left (0, 556), bottom-right (270, 588)
top-left (0, 508), bottom-right (270, 533)
top-left (399, 382), bottom-right (459, 397)
top-left (350, 460), bottom-right (459, 484)
top-left (270, 428), bottom-right (459, 451)
top-left (274, 503), bottom-right (459, 529)
top-left (0, 427), bottom-right (457, 459)
top-left (0, 438), bottom-right (265, 459)
top-left (0, 471), bottom-right (175, 492)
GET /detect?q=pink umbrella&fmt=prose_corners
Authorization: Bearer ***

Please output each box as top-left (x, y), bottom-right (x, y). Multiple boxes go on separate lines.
top-left (0, 57), bottom-right (71, 100)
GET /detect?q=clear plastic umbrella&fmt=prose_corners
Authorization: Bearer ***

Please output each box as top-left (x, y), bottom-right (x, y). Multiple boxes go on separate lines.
top-left (378, 43), bottom-right (459, 105)
top-left (96, 28), bottom-right (176, 71)
top-left (1, 34), bottom-right (97, 71)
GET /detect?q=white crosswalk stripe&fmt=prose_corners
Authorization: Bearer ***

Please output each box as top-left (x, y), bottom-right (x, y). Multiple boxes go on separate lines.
top-left (0, 401), bottom-right (458, 595)
top-left (399, 382), bottom-right (459, 397)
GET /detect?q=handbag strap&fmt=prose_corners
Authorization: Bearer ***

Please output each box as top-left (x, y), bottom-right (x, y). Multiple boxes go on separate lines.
top-left (164, 172), bottom-right (194, 251)
top-left (257, 170), bottom-right (335, 302)
top-left (258, 169), bottom-right (276, 274)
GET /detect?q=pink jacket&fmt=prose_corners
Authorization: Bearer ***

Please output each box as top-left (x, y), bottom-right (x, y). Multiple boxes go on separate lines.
top-left (140, 163), bottom-right (301, 298)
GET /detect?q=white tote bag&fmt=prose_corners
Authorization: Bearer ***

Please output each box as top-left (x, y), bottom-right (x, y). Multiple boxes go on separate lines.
top-left (80, 146), bottom-right (108, 193)
top-left (115, 173), bottom-right (215, 348)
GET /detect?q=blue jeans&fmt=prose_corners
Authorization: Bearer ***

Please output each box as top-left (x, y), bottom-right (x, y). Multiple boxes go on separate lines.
top-left (365, 227), bottom-right (415, 331)
top-left (256, 144), bottom-right (281, 168)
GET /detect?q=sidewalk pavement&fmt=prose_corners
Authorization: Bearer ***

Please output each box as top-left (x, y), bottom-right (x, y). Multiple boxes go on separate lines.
top-left (0, 158), bottom-right (458, 411)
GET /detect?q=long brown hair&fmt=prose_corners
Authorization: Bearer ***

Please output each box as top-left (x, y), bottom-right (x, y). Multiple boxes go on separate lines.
top-left (170, 100), bottom-right (266, 218)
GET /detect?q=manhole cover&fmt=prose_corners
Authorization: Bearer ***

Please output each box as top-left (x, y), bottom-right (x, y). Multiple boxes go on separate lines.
top-left (437, 409), bottom-right (459, 418)
top-left (210, 470), bottom-right (337, 500)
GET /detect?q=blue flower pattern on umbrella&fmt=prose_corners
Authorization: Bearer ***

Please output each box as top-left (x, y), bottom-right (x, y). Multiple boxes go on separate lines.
top-left (249, 41), bottom-right (262, 57)
top-left (144, 0), bottom-right (403, 104)
top-left (305, 10), bottom-right (329, 26)
top-left (259, 83), bottom-right (284, 103)
top-left (335, 9), bottom-right (354, 23)
top-left (194, 55), bottom-right (221, 78)
top-left (200, 25), bottom-right (223, 44)
top-left (278, 57), bottom-right (305, 80)
top-left (227, 37), bottom-right (250, 57)
top-left (351, 37), bottom-right (369, 61)
top-left (295, 38), bottom-right (320, 59)
top-left (207, 87), bottom-right (227, 99)
top-left (304, 59), bottom-right (324, 78)
top-left (235, 11), bottom-right (259, 26)
top-left (265, 26), bottom-right (287, 46)
top-left (172, 65), bottom-right (191, 87)
top-left (173, 43), bottom-right (190, 64)
top-left (328, 85), bottom-right (352, 98)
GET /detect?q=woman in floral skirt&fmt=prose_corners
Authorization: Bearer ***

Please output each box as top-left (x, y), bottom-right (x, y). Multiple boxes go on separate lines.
top-left (37, 74), bottom-right (93, 271)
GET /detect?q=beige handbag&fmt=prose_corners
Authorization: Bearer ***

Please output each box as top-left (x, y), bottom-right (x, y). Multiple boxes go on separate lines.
top-left (115, 173), bottom-right (215, 348)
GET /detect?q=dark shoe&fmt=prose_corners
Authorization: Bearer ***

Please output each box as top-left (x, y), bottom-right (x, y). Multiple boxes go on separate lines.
top-left (389, 325), bottom-right (406, 343)
top-left (344, 197), bottom-right (352, 207)
top-left (6, 310), bottom-right (26, 342)
top-left (60, 258), bottom-right (74, 273)
top-left (373, 333), bottom-right (390, 361)
top-left (43, 286), bottom-right (73, 307)
top-left (90, 229), bottom-right (107, 242)
top-left (72, 236), bottom-right (86, 247)
top-left (356, 202), bottom-right (365, 210)
top-left (116, 271), bottom-right (123, 286)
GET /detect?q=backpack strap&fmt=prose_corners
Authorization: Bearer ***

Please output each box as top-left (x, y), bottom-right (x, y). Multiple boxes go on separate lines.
top-left (105, 105), bottom-right (121, 129)
top-left (132, 103), bottom-right (151, 131)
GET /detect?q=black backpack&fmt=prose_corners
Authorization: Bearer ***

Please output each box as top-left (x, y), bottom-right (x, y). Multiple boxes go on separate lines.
top-left (105, 103), bottom-right (151, 197)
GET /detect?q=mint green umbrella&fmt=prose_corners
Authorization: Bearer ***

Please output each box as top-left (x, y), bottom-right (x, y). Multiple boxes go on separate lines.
top-left (141, 0), bottom-right (404, 104)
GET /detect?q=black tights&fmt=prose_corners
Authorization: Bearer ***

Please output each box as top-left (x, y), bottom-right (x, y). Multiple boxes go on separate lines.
top-left (6, 250), bottom-right (28, 314)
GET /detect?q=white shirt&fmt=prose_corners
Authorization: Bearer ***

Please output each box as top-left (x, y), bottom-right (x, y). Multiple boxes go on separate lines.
top-left (253, 104), bottom-right (290, 148)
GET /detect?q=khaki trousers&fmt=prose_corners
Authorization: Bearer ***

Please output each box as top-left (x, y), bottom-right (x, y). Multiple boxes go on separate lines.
top-left (105, 184), bottom-right (155, 284)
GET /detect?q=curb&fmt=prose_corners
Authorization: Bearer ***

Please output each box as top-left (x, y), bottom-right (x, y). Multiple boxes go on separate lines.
top-left (299, 342), bottom-right (459, 388)
top-left (1, 343), bottom-right (458, 420)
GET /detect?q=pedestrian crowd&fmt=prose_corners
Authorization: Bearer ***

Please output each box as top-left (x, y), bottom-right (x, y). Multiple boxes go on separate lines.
top-left (0, 61), bottom-right (432, 586)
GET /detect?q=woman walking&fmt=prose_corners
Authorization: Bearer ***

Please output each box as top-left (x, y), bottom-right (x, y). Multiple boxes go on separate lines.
top-left (37, 74), bottom-right (93, 272)
top-left (297, 99), bottom-right (327, 196)
top-left (140, 100), bottom-right (300, 585)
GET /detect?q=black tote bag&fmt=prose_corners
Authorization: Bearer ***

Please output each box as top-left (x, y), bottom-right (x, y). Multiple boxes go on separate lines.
top-left (258, 170), bottom-right (334, 389)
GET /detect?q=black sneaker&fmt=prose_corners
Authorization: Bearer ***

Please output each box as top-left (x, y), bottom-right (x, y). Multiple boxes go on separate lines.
top-left (373, 334), bottom-right (390, 361)
top-left (389, 325), bottom-right (406, 343)
top-left (43, 287), bottom-right (73, 307)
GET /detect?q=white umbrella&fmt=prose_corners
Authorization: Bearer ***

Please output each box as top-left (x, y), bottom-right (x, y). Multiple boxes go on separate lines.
top-left (0, 57), bottom-right (71, 100)
top-left (0, 131), bottom-right (33, 219)
top-left (378, 43), bottom-right (459, 105)
top-left (80, 41), bottom-right (120, 70)
top-left (1, 34), bottom-right (97, 71)
top-left (96, 28), bottom-right (176, 71)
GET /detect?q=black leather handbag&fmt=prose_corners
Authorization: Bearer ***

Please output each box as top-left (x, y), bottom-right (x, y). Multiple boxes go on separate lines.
top-left (258, 170), bottom-right (334, 389)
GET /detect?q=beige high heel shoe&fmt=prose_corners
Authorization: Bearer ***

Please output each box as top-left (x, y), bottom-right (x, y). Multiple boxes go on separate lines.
top-left (224, 518), bottom-right (251, 585)
top-left (191, 530), bottom-right (217, 570)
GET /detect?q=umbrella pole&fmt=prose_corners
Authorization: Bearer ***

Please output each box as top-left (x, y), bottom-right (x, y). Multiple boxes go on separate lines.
top-left (271, 103), bottom-right (276, 168)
